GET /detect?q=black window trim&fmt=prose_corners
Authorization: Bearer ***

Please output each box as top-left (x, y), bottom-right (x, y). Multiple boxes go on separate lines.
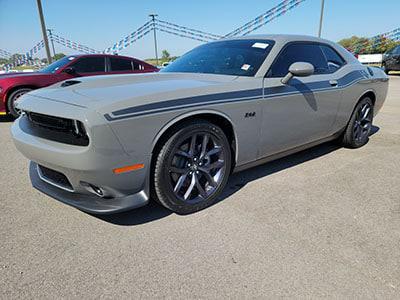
top-left (265, 41), bottom-right (347, 78)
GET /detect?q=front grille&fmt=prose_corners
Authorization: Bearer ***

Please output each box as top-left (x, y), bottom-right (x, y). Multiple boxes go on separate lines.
top-left (38, 165), bottom-right (73, 191)
top-left (28, 112), bottom-right (75, 132)
top-left (20, 112), bottom-right (89, 146)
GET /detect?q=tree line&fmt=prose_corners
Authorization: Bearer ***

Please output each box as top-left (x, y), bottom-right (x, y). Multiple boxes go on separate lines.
top-left (338, 36), bottom-right (400, 55)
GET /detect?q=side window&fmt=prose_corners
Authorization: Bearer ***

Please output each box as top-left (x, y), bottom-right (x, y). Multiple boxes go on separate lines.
top-left (268, 43), bottom-right (328, 77)
top-left (110, 57), bottom-right (133, 71)
top-left (320, 45), bottom-right (345, 73)
top-left (71, 57), bottom-right (105, 73)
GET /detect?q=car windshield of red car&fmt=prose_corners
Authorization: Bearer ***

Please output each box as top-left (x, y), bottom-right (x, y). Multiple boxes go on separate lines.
top-left (39, 56), bottom-right (77, 73)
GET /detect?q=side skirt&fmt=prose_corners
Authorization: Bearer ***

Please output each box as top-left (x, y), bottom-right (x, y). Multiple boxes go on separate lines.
top-left (233, 130), bottom-right (344, 173)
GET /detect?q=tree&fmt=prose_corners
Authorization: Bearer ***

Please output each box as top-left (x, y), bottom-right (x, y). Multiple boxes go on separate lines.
top-left (371, 37), bottom-right (400, 54)
top-left (161, 49), bottom-right (171, 61)
top-left (52, 53), bottom-right (66, 61)
top-left (338, 36), bottom-right (371, 54)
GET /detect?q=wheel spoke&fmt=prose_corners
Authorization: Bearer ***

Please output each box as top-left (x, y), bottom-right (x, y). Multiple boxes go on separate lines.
top-left (199, 160), bottom-right (224, 172)
top-left (199, 134), bottom-right (209, 159)
top-left (174, 173), bottom-right (188, 193)
top-left (206, 146), bottom-right (222, 157)
top-left (189, 134), bottom-right (197, 156)
top-left (176, 150), bottom-right (191, 158)
top-left (202, 171), bottom-right (217, 187)
top-left (362, 106), bottom-right (371, 121)
top-left (183, 173), bottom-right (196, 200)
top-left (194, 174), bottom-right (207, 198)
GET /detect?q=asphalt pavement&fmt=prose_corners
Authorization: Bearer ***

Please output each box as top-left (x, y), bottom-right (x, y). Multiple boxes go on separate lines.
top-left (1, 76), bottom-right (400, 298)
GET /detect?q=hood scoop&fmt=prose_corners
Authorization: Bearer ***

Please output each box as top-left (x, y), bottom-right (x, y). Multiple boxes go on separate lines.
top-left (61, 80), bottom-right (81, 87)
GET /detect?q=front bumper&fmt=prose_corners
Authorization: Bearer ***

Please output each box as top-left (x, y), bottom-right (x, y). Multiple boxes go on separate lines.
top-left (29, 162), bottom-right (148, 214)
top-left (0, 93), bottom-right (6, 115)
top-left (12, 114), bottom-right (151, 214)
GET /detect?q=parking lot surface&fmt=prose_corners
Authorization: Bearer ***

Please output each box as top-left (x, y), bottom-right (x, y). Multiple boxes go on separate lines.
top-left (1, 76), bottom-right (400, 298)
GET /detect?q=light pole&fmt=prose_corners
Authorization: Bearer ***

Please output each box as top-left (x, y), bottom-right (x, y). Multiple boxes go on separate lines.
top-left (149, 14), bottom-right (159, 66)
top-left (36, 0), bottom-right (52, 64)
top-left (47, 29), bottom-right (56, 58)
top-left (318, 0), bottom-right (325, 38)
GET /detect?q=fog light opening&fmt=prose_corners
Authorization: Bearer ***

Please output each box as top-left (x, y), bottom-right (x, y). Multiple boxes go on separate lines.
top-left (90, 184), bottom-right (104, 197)
top-left (81, 181), bottom-right (109, 198)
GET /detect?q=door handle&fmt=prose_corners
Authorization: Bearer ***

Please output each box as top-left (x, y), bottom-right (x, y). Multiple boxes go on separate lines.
top-left (329, 80), bottom-right (338, 87)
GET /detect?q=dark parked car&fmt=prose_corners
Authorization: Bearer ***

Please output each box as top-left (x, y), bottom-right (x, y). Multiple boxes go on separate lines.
top-left (0, 54), bottom-right (158, 117)
top-left (382, 45), bottom-right (400, 75)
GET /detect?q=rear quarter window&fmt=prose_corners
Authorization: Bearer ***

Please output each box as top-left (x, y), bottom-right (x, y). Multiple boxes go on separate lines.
top-left (110, 58), bottom-right (133, 71)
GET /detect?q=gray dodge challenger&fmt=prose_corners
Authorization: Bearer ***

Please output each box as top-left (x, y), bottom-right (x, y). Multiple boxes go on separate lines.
top-left (12, 35), bottom-right (389, 214)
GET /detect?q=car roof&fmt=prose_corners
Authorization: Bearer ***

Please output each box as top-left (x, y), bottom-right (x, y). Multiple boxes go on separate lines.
top-left (65, 54), bottom-right (143, 61)
top-left (64, 54), bottom-right (155, 67)
top-left (221, 34), bottom-right (334, 45)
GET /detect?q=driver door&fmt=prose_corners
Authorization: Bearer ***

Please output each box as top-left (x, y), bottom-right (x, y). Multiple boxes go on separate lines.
top-left (259, 42), bottom-right (345, 157)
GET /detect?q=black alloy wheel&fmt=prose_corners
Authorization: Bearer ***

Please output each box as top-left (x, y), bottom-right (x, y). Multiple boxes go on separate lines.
top-left (153, 120), bottom-right (231, 214)
top-left (342, 97), bottom-right (374, 148)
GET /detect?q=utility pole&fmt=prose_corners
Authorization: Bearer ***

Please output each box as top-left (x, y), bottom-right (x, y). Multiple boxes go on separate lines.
top-left (47, 29), bottom-right (56, 58)
top-left (318, 0), bottom-right (325, 38)
top-left (36, 0), bottom-right (52, 64)
top-left (149, 14), bottom-right (159, 66)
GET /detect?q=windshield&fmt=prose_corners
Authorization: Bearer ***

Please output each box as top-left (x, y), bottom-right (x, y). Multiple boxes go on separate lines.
top-left (39, 56), bottom-right (77, 73)
top-left (161, 39), bottom-right (275, 76)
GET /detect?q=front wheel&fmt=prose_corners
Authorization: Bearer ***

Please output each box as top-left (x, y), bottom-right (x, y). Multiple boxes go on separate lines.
top-left (153, 120), bottom-right (232, 214)
top-left (341, 97), bottom-right (374, 148)
top-left (7, 88), bottom-right (32, 118)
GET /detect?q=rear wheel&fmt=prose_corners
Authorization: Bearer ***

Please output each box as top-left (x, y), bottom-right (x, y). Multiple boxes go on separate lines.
top-left (7, 88), bottom-right (32, 118)
top-left (153, 120), bottom-right (231, 214)
top-left (341, 97), bottom-right (374, 148)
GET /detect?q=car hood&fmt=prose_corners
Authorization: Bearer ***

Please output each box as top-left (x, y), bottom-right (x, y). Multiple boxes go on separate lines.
top-left (0, 71), bottom-right (47, 79)
top-left (26, 72), bottom-right (239, 112)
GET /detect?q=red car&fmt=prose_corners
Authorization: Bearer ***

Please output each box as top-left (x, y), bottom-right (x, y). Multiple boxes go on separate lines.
top-left (0, 54), bottom-right (158, 117)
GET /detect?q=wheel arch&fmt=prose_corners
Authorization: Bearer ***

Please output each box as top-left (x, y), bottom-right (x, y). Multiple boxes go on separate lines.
top-left (359, 90), bottom-right (376, 105)
top-left (150, 110), bottom-right (238, 169)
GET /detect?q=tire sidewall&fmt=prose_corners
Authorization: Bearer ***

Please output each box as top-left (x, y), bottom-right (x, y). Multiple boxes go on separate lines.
top-left (154, 121), bottom-right (232, 214)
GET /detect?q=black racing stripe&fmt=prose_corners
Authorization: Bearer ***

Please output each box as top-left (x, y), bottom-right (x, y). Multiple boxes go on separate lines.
top-left (112, 88), bottom-right (263, 117)
top-left (263, 70), bottom-right (364, 97)
top-left (104, 95), bottom-right (261, 121)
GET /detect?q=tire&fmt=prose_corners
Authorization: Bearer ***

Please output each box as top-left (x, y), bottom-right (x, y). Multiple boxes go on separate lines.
top-left (153, 120), bottom-right (232, 214)
top-left (7, 88), bottom-right (32, 118)
top-left (383, 64), bottom-right (390, 75)
top-left (341, 97), bottom-right (374, 148)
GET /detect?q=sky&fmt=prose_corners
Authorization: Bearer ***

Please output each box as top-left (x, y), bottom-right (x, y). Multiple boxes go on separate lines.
top-left (0, 0), bottom-right (399, 60)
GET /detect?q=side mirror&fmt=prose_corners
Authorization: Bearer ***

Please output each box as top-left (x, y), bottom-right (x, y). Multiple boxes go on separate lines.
top-left (281, 62), bottom-right (314, 84)
top-left (63, 67), bottom-right (76, 75)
